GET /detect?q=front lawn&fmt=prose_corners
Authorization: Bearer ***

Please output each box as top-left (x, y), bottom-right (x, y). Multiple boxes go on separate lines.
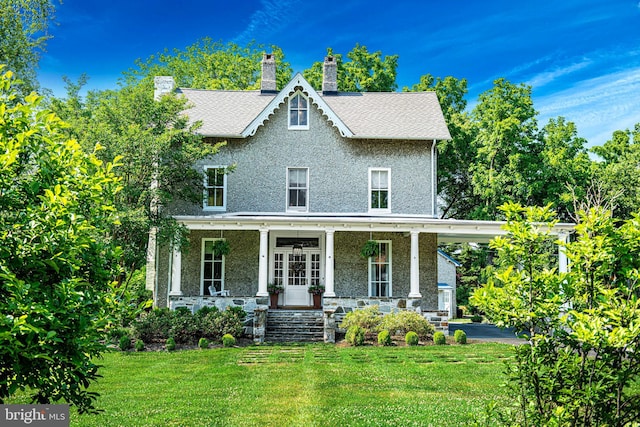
top-left (12, 343), bottom-right (514, 426)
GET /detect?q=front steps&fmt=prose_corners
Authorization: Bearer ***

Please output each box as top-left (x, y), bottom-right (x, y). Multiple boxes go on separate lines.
top-left (265, 309), bottom-right (324, 343)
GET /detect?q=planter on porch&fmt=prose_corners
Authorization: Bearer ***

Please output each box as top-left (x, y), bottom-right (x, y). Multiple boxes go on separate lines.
top-left (312, 293), bottom-right (322, 309)
top-left (267, 282), bottom-right (284, 309)
top-left (308, 284), bottom-right (325, 309)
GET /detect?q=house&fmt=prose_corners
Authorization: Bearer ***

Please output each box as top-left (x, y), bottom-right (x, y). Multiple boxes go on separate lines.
top-left (147, 54), bottom-right (573, 342)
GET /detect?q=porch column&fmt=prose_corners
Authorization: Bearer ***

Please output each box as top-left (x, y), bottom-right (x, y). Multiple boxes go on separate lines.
top-left (324, 229), bottom-right (335, 297)
top-left (558, 232), bottom-right (569, 273)
top-left (169, 243), bottom-right (183, 296)
top-left (257, 228), bottom-right (269, 297)
top-left (408, 231), bottom-right (422, 298)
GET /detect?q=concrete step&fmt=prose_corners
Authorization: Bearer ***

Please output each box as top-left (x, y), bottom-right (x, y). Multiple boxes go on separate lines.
top-left (265, 309), bottom-right (324, 343)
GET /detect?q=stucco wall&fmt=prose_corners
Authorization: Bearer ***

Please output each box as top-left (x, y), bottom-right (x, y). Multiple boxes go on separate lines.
top-left (171, 96), bottom-right (435, 216)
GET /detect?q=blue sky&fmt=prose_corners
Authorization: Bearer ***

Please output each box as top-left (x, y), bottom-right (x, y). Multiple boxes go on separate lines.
top-left (38, 0), bottom-right (640, 148)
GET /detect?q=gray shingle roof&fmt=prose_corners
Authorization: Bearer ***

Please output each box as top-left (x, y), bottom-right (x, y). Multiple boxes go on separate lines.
top-left (177, 80), bottom-right (451, 141)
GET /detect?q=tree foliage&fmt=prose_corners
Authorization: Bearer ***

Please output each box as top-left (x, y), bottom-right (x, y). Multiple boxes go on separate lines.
top-left (0, 0), bottom-right (57, 94)
top-left (472, 203), bottom-right (640, 426)
top-left (0, 68), bottom-right (121, 413)
top-left (303, 44), bottom-right (398, 92)
top-left (125, 39), bottom-right (292, 90)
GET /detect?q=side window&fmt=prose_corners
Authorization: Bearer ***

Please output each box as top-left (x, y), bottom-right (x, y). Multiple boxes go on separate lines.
top-left (202, 239), bottom-right (225, 295)
top-left (287, 167), bottom-right (308, 212)
top-left (288, 92), bottom-right (309, 129)
top-left (368, 241), bottom-right (391, 297)
top-left (204, 166), bottom-right (226, 211)
top-left (369, 168), bottom-right (390, 212)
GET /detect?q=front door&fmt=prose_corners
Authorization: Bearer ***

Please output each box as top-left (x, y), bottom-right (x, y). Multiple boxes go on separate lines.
top-left (272, 237), bottom-right (322, 306)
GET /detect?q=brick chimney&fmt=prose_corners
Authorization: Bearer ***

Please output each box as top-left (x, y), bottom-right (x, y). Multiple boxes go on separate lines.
top-left (322, 56), bottom-right (337, 95)
top-left (260, 53), bottom-right (277, 94)
top-left (154, 76), bottom-right (175, 100)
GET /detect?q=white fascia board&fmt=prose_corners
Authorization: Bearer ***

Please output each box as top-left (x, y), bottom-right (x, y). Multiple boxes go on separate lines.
top-left (241, 73), bottom-right (353, 138)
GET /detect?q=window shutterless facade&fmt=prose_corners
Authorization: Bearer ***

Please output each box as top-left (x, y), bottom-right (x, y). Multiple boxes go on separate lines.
top-left (369, 168), bottom-right (390, 213)
top-left (368, 241), bottom-right (392, 297)
top-left (203, 166), bottom-right (226, 211)
top-left (288, 92), bottom-right (309, 129)
top-left (287, 167), bottom-right (309, 212)
top-left (201, 239), bottom-right (225, 295)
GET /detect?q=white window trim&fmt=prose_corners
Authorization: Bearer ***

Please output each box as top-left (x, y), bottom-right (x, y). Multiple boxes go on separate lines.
top-left (288, 91), bottom-right (310, 130)
top-left (286, 167), bottom-right (309, 213)
top-left (368, 240), bottom-right (392, 297)
top-left (203, 165), bottom-right (227, 211)
top-left (368, 167), bottom-right (391, 213)
top-left (201, 238), bottom-right (226, 295)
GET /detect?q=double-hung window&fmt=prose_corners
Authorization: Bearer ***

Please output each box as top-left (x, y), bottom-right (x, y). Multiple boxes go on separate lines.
top-left (369, 168), bottom-right (390, 212)
top-left (288, 92), bottom-right (309, 129)
top-left (368, 241), bottom-right (392, 297)
top-left (287, 167), bottom-right (308, 212)
top-left (204, 166), bottom-right (226, 211)
top-left (202, 239), bottom-right (225, 295)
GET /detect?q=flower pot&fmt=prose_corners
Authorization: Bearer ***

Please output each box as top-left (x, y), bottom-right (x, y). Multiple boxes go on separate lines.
top-left (312, 293), bottom-right (322, 309)
top-left (269, 293), bottom-right (279, 309)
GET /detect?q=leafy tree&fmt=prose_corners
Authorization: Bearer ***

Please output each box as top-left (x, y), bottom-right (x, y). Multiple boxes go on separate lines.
top-left (469, 79), bottom-right (541, 220)
top-left (0, 0), bottom-right (57, 94)
top-left (405, 74), bottom-right (477, 218)
top-left (472, 203), bottom-right (640, 426)
top-left (125, 38), bottom-right (292, 90)
top-left (590, 124), bottom-right (640, 219)
top-left (51, 77), bottom-right (217, 281)
top-left (304, 44), bottom-right (398, 92)
top-left (0, 68), bottom-right (121, 413)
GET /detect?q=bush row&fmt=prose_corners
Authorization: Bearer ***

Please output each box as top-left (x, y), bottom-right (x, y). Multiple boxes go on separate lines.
top-left (133, 306), bottom-right (246, 345)
top-left (340, 305), bottom-right (436, 340)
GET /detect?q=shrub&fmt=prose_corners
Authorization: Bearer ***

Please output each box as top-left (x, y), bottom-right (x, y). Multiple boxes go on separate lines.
top-left (346, 325), bottom-right (366, 346)
top-left (471, 314), bottom-right (483, 323)
top-left (165, 337), bottom-right (176, 351)
top-left (405, 331), bottom-right (419, 346)
top-left (380, 310), bottom-right (435, 340)
top-left (133, 308), bottom-right (172, 342)
top-left (119, 335), bottom-right (131, 351)
top-left (434, 331), bottom-right (446, 345)
top-left (198, 337), bottom-right (209, 349)
top-left (202, 307), bottom-right (245, 341)
top-left (222, 334), bottom-right (236, 347)
top-left (340, 305), bottom-right (382, 333)
top-left (454, 329), bottom-right (467, 344)
top-left (135, 339), bottom-right (145, 352)
top-left (377, 330), bottom-right (392, 346)
top-left (169, 310), bottom-right (199, 344)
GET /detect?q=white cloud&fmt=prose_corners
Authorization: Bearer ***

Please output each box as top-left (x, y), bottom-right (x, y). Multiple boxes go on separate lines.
top-left (526, 59), bottom-right (591, 88)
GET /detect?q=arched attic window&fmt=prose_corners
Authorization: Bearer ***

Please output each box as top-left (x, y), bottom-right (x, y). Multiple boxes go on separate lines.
top-left (288, 91), bottom-right (309, 130)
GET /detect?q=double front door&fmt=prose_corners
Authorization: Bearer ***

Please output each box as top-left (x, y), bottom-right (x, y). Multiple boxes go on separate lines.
top-left (273, 238), bottom-right (322, 306)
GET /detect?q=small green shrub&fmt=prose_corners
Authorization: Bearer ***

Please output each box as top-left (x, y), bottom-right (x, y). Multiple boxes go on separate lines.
top-left (340, 305), bottom-right (382, 333)
top-left (405, 331), bottom-right (419, 346)
top-left (434, 331), bottom-right (446, 345)
top-left (471, 314), bottom-right (483, 323)
top-left (346, 325), bottom-right (366, 346)
top-left (380, 310), bottom-right (435, 340)
top-left (119, 335), bottom-right (131, 351)
top-left (454, 329), bottom-right (467, 344)
top-left (222, 334), bottom-right (236, 347)
top-left (135, 339), bottom-right (145, 352)
top-left (133, 308), bottom-right (172, 342)
top-left (377, 330), bottom-right (392, 346)
top-left (165, 337), bottom-right (176, 351)
top-left (170, 310), bottom-right (199, 344)
top-left (198, 337), bottom-right (209, 349)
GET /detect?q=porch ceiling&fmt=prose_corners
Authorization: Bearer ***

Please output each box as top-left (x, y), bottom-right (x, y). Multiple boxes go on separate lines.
top-left (175, 213), bottom-right (574, 244)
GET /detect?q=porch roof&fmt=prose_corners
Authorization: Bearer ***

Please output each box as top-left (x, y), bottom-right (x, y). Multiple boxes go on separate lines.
top-left (174, 213), bottom-right (574, 243)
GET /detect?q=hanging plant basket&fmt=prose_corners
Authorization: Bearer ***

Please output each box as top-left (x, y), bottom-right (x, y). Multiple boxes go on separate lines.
top-left (360, 240), bottom-right (380, 258)
top-left (212, 239), bottom-right (231, 257)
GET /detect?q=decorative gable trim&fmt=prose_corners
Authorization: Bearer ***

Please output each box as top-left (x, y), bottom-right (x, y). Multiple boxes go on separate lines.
top-left (241, 73), bottom-right (354, 138)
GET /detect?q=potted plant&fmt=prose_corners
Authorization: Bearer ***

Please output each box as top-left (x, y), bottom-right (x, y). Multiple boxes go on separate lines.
top-left (267, 281), bottom-right (283, 309)
top-left (212, 239), bottom-right (230, 257)
top-left (308, 283), bottom-right (325, 309)
top-left (360, 240), bottom-right (379, 258)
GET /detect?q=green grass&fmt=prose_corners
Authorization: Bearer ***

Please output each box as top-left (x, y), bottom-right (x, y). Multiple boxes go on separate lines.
top-left (10, 343), bottom-right (513, 426)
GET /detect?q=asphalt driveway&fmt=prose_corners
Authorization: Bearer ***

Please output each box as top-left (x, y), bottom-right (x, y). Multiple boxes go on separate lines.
top-left (449, 322), bottom-right (525, 343)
